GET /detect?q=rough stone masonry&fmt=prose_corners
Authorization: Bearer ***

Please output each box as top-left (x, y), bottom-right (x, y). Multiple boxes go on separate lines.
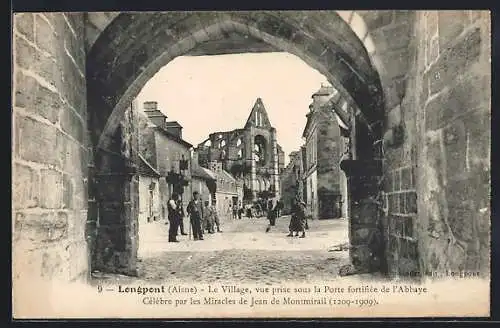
top-left (12, 11), bottom-right (491, 284)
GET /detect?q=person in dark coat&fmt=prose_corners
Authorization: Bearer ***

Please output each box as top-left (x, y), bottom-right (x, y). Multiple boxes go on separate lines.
top-left (187, 191), bottom-right (204, 240)
top-left (265, 199), bottom-right (277, 233)
top-left (287, 198), bottom-right (307, 238)
top-left (276, 199), bottom-right (284, 218)
top-left (212, 200), bottom-right (222, 232)
top-left (167, 193), bottom-right (182, 242)
top-left (204, 200), bottom-right (215, 233)
top-left (237, 201), bottom-right (243, 219)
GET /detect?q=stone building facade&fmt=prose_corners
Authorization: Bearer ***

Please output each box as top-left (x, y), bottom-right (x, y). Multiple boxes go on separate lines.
top-left (279, 150), bottom-right (304, 215)
top-left (191, 165), bottom-right (216, 205)
top-left (137, 101), bottom-right (193, 218)
top-left (12, 12), bottom-right (490, 299)
top-left (137, 153), bottom-right (161, 224)
top-left (191, 151), bottom-right (242, 218)
top-left (208, 161), bottom-right (243, 218)
top-left (302, 85), bottom-right (350, 219)
top-left (196, 98), bottom-right (285, 203)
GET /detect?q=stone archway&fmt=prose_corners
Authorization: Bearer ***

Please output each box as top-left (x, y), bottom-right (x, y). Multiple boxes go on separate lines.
top-left (86, 11), bottom-right (414, 276)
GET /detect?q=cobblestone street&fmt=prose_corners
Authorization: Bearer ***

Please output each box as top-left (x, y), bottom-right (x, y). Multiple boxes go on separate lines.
top-left (93, 216), bottom-right (350, 285)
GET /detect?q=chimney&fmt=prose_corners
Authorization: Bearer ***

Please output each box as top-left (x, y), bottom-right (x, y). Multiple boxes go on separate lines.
top-left (143, 101), bottom-right (166, 128)
top-left (192, 149), bottom-right (199, 168)
top-left (143, 101), bottom-right (158, 111)
top-left (165, 121), bottom-right (183, 139)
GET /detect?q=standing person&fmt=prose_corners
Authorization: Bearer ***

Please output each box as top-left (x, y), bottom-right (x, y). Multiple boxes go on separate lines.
top-left (167, 193), bottom-right (182, 243)
top-left (187, 191), bottom-right (204, 241)
top-left (212, 200), bottom-right (222, 232)
top-left (265, 199), bottom-right (277, 233)
top-left (232, 203), bottom-right (238, 219)
top-left (276, 199), bottom-right (283, 218)
top-left (177, 197), bottom-right (188, 236)
top-left (237, 202), bottom-right (243, 220)
top-left (247, 205), bottom-right (254, 219)
top-left (287, 198), bottom-right (307, 238)
top-left (204, 200), bottom-right (215, 234)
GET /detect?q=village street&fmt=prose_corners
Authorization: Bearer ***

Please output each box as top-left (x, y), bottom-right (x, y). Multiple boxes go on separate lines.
top-left (92, 216), bottom-right (351, 285)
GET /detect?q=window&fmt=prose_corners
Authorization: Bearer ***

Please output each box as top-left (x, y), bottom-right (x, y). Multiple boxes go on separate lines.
top-left (220, 140), bottom-right (226, 148)
top-left (236, 138), bottom-right (242, 147)
top-left (237, 149), bottom-right (243, 159)
top-left (253, 135), bottom-right (266, 166)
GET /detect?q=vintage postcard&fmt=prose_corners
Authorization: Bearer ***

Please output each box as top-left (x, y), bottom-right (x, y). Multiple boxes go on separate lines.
top-left (12, 10), bottom-right (491, 319)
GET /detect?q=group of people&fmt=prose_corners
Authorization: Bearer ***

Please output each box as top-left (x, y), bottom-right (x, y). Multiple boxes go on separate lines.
top-left (166, 191), bottom-right (222, 242)
top-left (232, 199), bottom-right (284, 219)
top-left (230, 202), bottom-right (244, 220)
top-left (166, 191), bottom-right (308, 242)
top-left (265, 196), bottom-right (308, 238)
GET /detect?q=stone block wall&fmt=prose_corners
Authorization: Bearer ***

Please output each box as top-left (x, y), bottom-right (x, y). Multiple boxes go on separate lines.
top-left (382, 11), bottom-right (490, 278)
top-left (417, 11), bottom-right (490, 276)
top-left (13, 13), bottom-right (89, 283)
top-left (90, 101), bottom-right (140, 276)
top-left (317, 111), bottom-right (342, 192)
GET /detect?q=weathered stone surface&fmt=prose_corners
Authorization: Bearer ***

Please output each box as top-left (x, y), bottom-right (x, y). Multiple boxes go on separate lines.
top-left (406, 192), bottom-right (417, 214)
top-left (14, 13), bottom-right (34, 41)
top-left (398, 193), bottom-right (407, 214)
top-left (40, 169), bottom-right (64, 209)
top-left (14, 35), bottom-right (63, 92)
top-left (379, 48), bottom-right (409, 80)
top-left (59, 106), bottom-right (84, 142)
top-left (15, 211), bottom-right (68, 246)
top-left (401, 167), bottom-right (412, 189)
top-left (350, 200), bottom-right (380, 227)
top-left (464, 108), bottom-right (490, 169)
top-left (361, 11), bottom-right (394, 30)
top-left (382, 22), bottom-right (411, 51)
top-left (14, 71), bottom-right (61, 124)
top-left (68, 240), bottom-right (89, 281)
top-left (443, 119), bottom-right (467, 179)
top-left (16, 116), bottom-right (59, 166)
top-left (13, 163), bottom-right (40, 210)
top-left (438, 11), bottom-right (468, 48)
top-left (60, 13), bottom-right (86, 70)
top-left (388, 193), bottom-right (399, 213)
top-left (428, 27), bottom-right (481, 95)
top-left (34, 14), bottom-right (60, 59)
top-left (13, 12), bottom-right (89, 285)
top-left (66, 210), bottom-right (88, 241)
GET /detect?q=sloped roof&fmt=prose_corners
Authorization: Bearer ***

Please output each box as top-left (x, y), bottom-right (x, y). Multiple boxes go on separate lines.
top-left (244, 97), bottom-right (272, 129)
top-left (217, 169), bottom-right (237, 183)
top-left (192, 165), bottom-right (216, 181)
top-left (138, 154), bottom-right (161, 177)
top-left (165, 121), bottom-right (182, 128)
top-left (153, 126), bottom-right (193, 148)
top-left (312, 85), bottom-right (336, 97)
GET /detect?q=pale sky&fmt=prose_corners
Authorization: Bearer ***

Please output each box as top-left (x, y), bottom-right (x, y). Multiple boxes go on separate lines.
top-left (136, 52), bottom-right (329, 165)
